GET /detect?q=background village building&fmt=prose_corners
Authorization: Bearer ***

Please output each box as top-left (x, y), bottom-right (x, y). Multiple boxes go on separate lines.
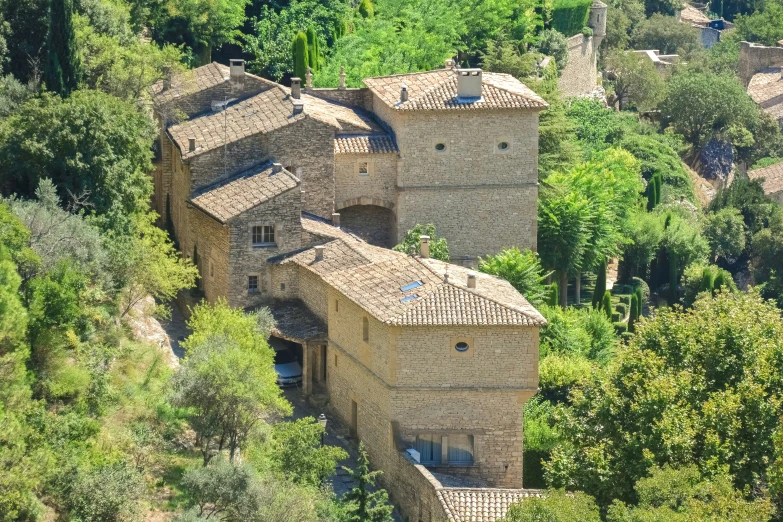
top-left (749, 160), bottom-right (783, 204)
top-left (676, 3), bottom-right (734, 49)
top-left (557, 0), bottom-right (607, 97)
top-left (739, 40), bottom-right (783, 128)
top-left (152, 61), bottom-right (549, 521)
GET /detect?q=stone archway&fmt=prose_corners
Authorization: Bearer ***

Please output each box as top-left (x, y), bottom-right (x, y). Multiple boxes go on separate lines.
top-left (336, 198), bottom-right (396, 248)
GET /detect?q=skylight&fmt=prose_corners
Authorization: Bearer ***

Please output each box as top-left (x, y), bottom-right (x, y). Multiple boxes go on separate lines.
top-left (400, 280), bottom-right (423, 292)
top-left (401, 294), bottom-right (419, 303)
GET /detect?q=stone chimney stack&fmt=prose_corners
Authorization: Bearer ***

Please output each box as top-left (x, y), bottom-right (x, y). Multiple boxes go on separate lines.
top-left (188, 137), bottom-right (196, 153)
top-left (400, 84), bottom-right (408, 103)
top-left (314, 245), bottom-right (325, 261)
top-left (445, 59), bottom-right (454, 68)
top-left (272, 163), bottom-right (283, 173)
top-left (467, 273), bottom-right (477, 289)
top-left (291, 78), bottom-right (301, 99)
top-left (293, 99), bottom-right (304, 115)
top-left (339, 66), bottom-right (346, 89)
top-left (306, 67), bottom-right (313, 89)
top-left (332, 213), bottom-right (341, 227)
top-left (419, 235), bottom-right (430, 259)
top-left (230, 59), bottom-right (245, 80)
top-left (457, 69), bottom-right (483, 100)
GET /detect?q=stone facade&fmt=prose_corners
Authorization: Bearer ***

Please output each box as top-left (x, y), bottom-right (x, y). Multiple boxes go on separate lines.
top-left (557, 1), bottom-right (606, 98)
top-left (739, 40), bottom-right (783, 86)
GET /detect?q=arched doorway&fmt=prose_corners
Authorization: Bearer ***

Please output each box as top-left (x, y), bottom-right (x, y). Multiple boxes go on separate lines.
top-left (337, 198), bottom-right (396, 248)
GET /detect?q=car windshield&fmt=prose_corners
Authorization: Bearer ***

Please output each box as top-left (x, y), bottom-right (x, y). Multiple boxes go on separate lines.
top-left (274, 349), bottom-right (297, 365)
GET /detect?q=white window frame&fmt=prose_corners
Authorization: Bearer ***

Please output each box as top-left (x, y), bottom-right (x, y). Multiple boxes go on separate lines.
top-left (251, 224), bottom-right (276, 247)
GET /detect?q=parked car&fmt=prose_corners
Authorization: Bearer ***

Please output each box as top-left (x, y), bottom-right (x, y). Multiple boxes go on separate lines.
top-left (269, 337), bottom-right (303, 386)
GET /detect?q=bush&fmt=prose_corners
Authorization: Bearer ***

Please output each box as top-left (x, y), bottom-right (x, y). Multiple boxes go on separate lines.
top-left (618, 134), bottom-right (694, 202)
top-left (502, 489), bottom-right (601, 522)
top-left (581, 26), bottom-right (593, 36)
top-left (68, 461), bottom-right (145, 522)
top-left (539, 352), bottom-right (594, 403)
top-left (681, 262), bottom-right (736, 307)
top-left (613, 321), bottom-right (627, 334)
top-left (631, 277), bottom-right (650, 304)
top-left (539, 305), bottom-right (616, 363)
top-left (535, 30), bottom-right (569, 74)
top-left (615, 303), bottom-right (627, 317)
top-left (549, 0), bottom-right (592, 37)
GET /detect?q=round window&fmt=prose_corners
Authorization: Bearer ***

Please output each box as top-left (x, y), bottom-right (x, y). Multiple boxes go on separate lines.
top-left (498, 141), bottom-right (509, 151)
top-left (455, 342), bottom-right (469, 352)
top-left (435, 143), bottom-right (446, 151)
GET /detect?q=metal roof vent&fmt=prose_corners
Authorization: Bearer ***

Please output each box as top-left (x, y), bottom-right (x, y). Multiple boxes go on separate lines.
top-left (457, 69), bottom-right (483, 101)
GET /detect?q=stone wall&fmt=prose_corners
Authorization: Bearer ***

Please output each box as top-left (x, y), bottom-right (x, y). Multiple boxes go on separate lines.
top-left (305, 87), bottom-right (374, 111)
top-left (559, 34), bottom-right (599, 97)
top-left (189, 208), bottom-right (230, 303)
top-left (739, 41), bottom-right (783, 85)
top-left (370, 99), bottom-right (540, 259)
top-left (339, 205), bottom-right (396, 247)
top-left (699, 26), bottom-right (721, 48)
top-left (188, 134), bottom-right (268, 193)
top-left (226, 187), bottom-right (303, 308)
top-left (334, 153), bottom-right (398, 207)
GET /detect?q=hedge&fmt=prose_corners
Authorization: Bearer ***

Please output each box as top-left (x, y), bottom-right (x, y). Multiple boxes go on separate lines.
top-left (550, 0), bottom-right (592, 37)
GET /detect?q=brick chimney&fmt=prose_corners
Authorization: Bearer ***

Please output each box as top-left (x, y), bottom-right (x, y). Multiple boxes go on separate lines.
top-left (332, 213), bottom-right (341, 227)
top-left (419, 235), bottom-right (430, 259)
top-left (314, 245), bottom-right (325, 261)
top-left (457, 69), bottom-right (482, 100)
top-left (188, 137), bottom-right (196, 153)
top-left (291, 77), bottom-right (301, 99)
top-left (467, 273), bottom-right (477, 289)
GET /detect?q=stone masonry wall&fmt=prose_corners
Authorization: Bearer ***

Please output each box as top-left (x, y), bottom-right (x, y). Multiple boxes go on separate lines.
top-left (188, 134), bottom-right (269, 193)
top-left (170, 150), bottom-right (192, 256)
top-left (739, 41), bottom-right (783, 85)
top-left (267, 117), bottom-right (337, 219)
top-left (334, 153), bottom-right (397, 208)
top-left (157, 75), bottom-right (272, 123)
top-left (559, 34), bottom-right (599, 97)
top-left (189, 208), bottom-right (230, 303)
top-left (226, 188), bottom-right (303, 309)
top-left (306, 88), bottom-right (374, 111)
top-left (338, 205), bottom-right (396, 247)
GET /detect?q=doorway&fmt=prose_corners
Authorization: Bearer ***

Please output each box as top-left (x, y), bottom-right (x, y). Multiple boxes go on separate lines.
top-left (320, 345), bottom-right (327, 382)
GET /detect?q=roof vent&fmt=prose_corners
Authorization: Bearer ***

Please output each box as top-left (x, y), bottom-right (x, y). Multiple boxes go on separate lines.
top-left (419, 235), bottom-right (430, 259)
top-left (457, 69), bottom-right (483, 100)
top-left (230, 59), bottom-right (245, 79)
top-left (291, 77), bottom-right (301, 99)
top-left (188, 137), bottom-right (196, 153)
top-left (332, 213), bottom-right (341, 227)
top-left (400, 84), bottom-right (408, 103)
top-left (272, 163), bottom-right (283, 173)
top-left (467, 273), bottom-right (477, 289)
top-left (293, 99), bottom-right (304, 115)
top-left (314, 245), bottom-right (325, 261)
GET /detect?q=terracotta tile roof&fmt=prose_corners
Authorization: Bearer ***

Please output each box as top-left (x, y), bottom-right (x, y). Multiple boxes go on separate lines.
top-left (167, 87), bottom-right (382, 159)
top-left (749, 160), bottom-right (783, 196)
top-left (273, 238), bottom-right (546, 327)
top-left (679, 3), bottom-right (710, 25)
top-left (748, 67), bottom-right (783, 123)
top-left (438, 489), bottom-right (545, 522)
top-left (363, 69), bottom-right (548, 111)
top-left (151, 62), bottom-right (231, 103)
top-left (189, 163), bottom-right (299, 223)
top-left (334, 135), bottom-right (398, 154)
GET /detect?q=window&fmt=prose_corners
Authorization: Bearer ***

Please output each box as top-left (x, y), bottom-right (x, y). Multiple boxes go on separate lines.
top-left (248, 276), bottom-right (259, 293)
top-left (498, 141), bottom-right (509, 151)
top-left (280, 283), bottom-right (286, 291)
top-left (401, 294), bottom-right (419, 303)
top-left (400, 280), bottom-right (423, 292)
top-left (434, 143), bottom-right (446, 152)
top-left (358, 162), bottom-right (369, 176)
top-left (252, 225), bottom-right (275, 246)
top-left (416, 435), bottom-right (442, 464)
top-left (335, 300), bottom-right (339, 312)
top-left (455, 342), bottom-right (469, 352)
top-left (447, 435), bottom-right (474, 464)
top-left (362, 317), bottom-right (369, 342)
top-left (210, 262), bottom-right (214, 278)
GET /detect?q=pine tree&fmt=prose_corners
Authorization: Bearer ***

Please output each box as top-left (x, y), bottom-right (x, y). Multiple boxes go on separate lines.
top-left (358, 0), bottom-right (374, 18)
top-left (342, 442), bottom-right (393, 522)
top-left (306, 27), bottom-right (319, 71)
top-left (547, 282), bottom-right (559, 307)
top-left (602, 291), bottom-right (613, 320)
top-left (292, 31), bottom-right (309, 82)
top-left (592, 259), bottom-right (607, 308)
top-left (44, 0), bottom-right (79, 96)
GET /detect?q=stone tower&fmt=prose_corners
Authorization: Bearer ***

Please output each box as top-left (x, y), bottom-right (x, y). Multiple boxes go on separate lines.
top-left (588, 0), bottom-right (607, 47)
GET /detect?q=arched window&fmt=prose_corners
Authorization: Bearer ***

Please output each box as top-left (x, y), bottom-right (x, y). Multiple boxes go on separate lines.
top-left (362, 317), bottom-right (369, 342)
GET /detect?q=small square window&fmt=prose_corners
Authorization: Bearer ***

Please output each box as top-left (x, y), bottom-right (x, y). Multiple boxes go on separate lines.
top-left (252, 225), bottom-right (275, 246)
top-left (280, 283), bottom-right (286, 291)
top-left (248, 275), bottom-right (259, 293)
top-left (358, 162), bottom-right (369, 176)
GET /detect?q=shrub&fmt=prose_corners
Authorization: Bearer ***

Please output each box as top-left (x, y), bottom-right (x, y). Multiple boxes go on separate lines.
top-left (615, 303), bottom-right (627, 317)
top-left (681, 262), bottom-right (736, 307)
top-left (539, 353), bottom-right (594, 403)
top-left (535, 30), bottom-right (569, 74)
top-left (502, 489), bottom-right (601, 522)
top-left (549, 0), bottom-right (592, 37)
top-left (613, 321), bottom-right (627, 334)
top-left (358, 0), bottom-right (374, 18)
top-left (539, 305), bottom-right (616, 363)
top-left (602, 291), bottom-right (613, 319)
top-left (581, 26), bottom-right (593, 36)
top-left (68, 461), bottom-right (145, 522)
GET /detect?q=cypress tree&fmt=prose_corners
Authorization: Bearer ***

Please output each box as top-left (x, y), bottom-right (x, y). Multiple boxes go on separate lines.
top-left (44, 0), bottom-right (79, 96)
top-left (635, 286), bottom-right (643, 315)
top-left (669, 252), bottom-right (679, 303)
top-left (592, 259), bottom-right (607, 308)
top-left (646, 176), bottom-right (656, 211)
top-left (713, 270), bottom-right (726, 295)
top-left (292, 31), bottom-right (309, 83)
top-left (602, 291), bottom-right (612, 320)
top-left (628, 294), bottom-right (638, 333)
top-left (654, 174), bottom-right (662, 207)
top-left (358, 0), bottom-right (374, 18)
top-left (700, 267), bottom-right (714, 294)
top-left (547, 282), bottom-right (559, 307)
top-left (306, 27), bottom-right (319, 71)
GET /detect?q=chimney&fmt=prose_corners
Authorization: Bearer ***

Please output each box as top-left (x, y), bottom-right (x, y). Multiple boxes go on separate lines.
top-left (314, 245), bottom-right (325, 261)
top-left (306, 66), bottom-right (313, 89)
top-left (339, 66), bottom-right (346, 89)
top-left (445, 59), bottom-right (454, 68)
top-left (272, 162), bottom-right (283, 173)
top-left (293, 99), bottom-right (304, 115)
top-left (332, 213), bottom-right (341, 227)
top-left (188, 137), bottom-right (196, 153)
top-left (400, 84), bottom-right (408, 103)
top-left (230, 59), bottom-right (245, 80)
top-left (457, 69), bottom-right (483, 100)
top-left (467, 273), bottom-right (477, 289)
top-left (291, 77), bottom-right (301, 99)
top-left (444, 272), bottom-right (449, 283)
top-left (419, 235), bottom-right (430, 259)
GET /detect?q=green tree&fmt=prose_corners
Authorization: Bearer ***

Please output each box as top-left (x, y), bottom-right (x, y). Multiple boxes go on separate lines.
top-left (341, 442), bottom-right (394, 522)
top-left (0, 90), bottom-right (157, 231)
top-left (535, 30), bottom-right (568, 74)
top-left (703, 207), bottom-right (746, 261)
top-left (292, 30), bottom-right (308, 81)
top-left (602, 290), bottom-right (612, 320)
top-left (547, 281), bottom-right (559, 306)
top-left (305, 26), bottom-right (319, 71)
top-left (631, 14), bottom-right (702, 57)
top-left (628, 293), bottom-right (638, 332)
top-left (591, 258), bottom-right (607, 309)
top-left (734, 0), bottom-right (783, 46)
top-left (171, 334), bottom-right (291, 464)
top-left (358, 0), bottom-right (374, 18)
top-left (162, 0), bottom-right (249, 64)
top-left (500, 489), bottom-right (601, 522)
top-left (270, 417), bottom-right (348, 486)
top-left (67, 461), bottom-right (145, 522)
top-left (44, 0), bottom-right (80, 95)
top-left (0, 0), bottom-right (48, 84)
top-left (393, 223), bottom-right (450, 261)
top-left (545, 291), bottom-right (783, 510)
top-left (605, 49), bottom-right (665, 111)
top-left (182, 299), bottom-right (276, 353)
top-left (540, 304), bottom-right (616, 363)
top-left (620, 211), bottom-right (665, 282)
top-left (478, 248), bottom-right (549, 305)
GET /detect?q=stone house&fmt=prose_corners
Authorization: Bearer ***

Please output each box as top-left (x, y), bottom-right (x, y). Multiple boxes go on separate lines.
top-left (739, 41), bottom-right (783, 128)
top-left (557, 0), bottom-right (606, 97)
top-left (749, 160), bottom-right (783, 204)
top-left (151, 61), bottom-right (549, 521)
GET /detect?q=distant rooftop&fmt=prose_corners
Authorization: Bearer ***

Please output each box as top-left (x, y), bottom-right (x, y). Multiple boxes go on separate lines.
top-left (747, 67), bottom-right (783, 123)
top-left (749, 160), bottom-right (783, 197)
